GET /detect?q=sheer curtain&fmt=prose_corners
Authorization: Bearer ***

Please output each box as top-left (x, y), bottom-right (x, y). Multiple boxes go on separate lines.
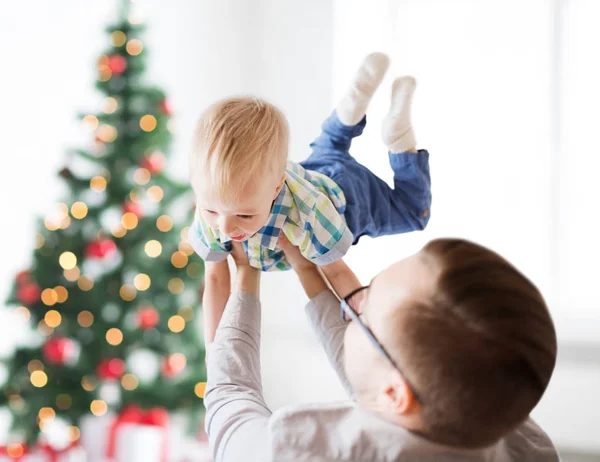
top-left (334, 0), bottom-right (600, 342)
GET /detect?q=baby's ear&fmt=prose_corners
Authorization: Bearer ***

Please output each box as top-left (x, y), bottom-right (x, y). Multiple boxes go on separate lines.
top-left (274, 174), bottom-right (286, 197)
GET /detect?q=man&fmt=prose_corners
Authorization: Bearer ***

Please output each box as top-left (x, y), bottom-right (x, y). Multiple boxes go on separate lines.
top-left (203, 236), bottom-right (559, 461)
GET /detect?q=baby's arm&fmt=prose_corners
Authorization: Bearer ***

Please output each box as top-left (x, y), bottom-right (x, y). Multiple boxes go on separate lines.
top-left (203, 260), bottom-right (231, 346)
top-left (320, 259), bottom-right (362, 300)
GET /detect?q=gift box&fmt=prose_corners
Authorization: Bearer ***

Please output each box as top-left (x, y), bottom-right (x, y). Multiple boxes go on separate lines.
top-left (81, 406), bottom-right (188, 462)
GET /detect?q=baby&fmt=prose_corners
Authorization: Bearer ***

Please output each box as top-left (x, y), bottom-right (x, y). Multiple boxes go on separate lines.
top-left (189, 53), bottom-right (431, 344)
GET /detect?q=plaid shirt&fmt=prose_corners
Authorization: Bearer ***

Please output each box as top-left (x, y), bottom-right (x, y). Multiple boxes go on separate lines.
top-left (188, 162), bottom-right (353, 271)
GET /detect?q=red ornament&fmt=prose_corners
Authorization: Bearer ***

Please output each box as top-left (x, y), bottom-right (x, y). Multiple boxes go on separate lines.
top-left (15, 270), bottom-right (30, 285)
top-left (139, 153), bottom-right (165, 175)
top-left (108, 55), bottom-right (127, 75)
top-left (43, 337), bottom-right (77, 365)
top-left (17, 283), bottom-right (41, 305)
top-left (161, 354), bottom-right (186, 378)
top-left (159, 99), bottom-right (173, 115)
top-left (85, 238), bottom-right (118, 259)
top-left (137, 307), bottom-right (160, 330)
top-left (97, 358), bottom-right (126, 380)
top-left (122, 201), bottom-right (143, 219)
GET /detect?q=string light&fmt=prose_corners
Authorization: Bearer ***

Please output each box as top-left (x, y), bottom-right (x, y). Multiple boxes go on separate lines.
top-left (168, 315), bottom-right (185, 333)
top-left (28, 360), bottom-right (44, 373)
top-left (38, 407), bottom-right (56, 423)
top-left (119, 284), bottom-right (137, 301)
top-left (41, 289), bottom-right (58, 306)
top-left (168, 278), bottom-right (184, 294)
top-left (111, 31), bottom-right (127, 47)
top-left (97, 124), bottom-right (118, 143)
top-left (16, 306), bottom-right (31, 320)
top-left (121, 374), bottom-right (139, 391)
top-left (44, 219), bottom-right (59, 231)
top-left (126, 39), bottom-right (143, 56)
top-left (145, 240), bottom-right (162, 257)
top-left (6, 444), bottom-right (24, 458)
top-left (171, 251), bottom-right (188, 269)
top-left (71, 202), bottom-right (88, 219)
top-left (64, 267), bottom-right (81, 282)
top-left (187, 262), bottom-right (203, 279)
top-left (167, 353), bottom-right (186, 372)
top-left (9, 396), bottom-right (25, 412)
top-left (122, 212), bottom-right (138, 230)
top-left (180, 226), bottom-right (190, 241)
top-left (59, 215), bottom-right (72, 230)
top-left (90, 176), bottom-right (108, 192)
top-left (83, 115), bottom-right (99, 130)
top-left (133, 274), bottom-right (151, 291)
top-left (90, 400), bottom-right (107, 416)
top-left (78, 311), bottom-right (94, 328)
top-left (59, 252), bottom-right (77, 270)
top-left (134, 168), bottom-right (151, 185)
top-left (104, 96), bottom-right (119, 114)
top-left (156, 215), bottom-right (173, 232)
top-left (37, 320), bottom-right (54, 337)
top-left (77, 275), bottom-right (95, 291)
top-left (81, 376), bottom-right (96, 392)
top-left (31, 370), bottom-right (48, 388)
top-left (140, 114), bottom-right (157, 132)
top-left (194, 382), bottom-right (207, 398)
top-left (178, 305), bottom-right (194, 322)
top-left (35, 233), bottom-right (45, 249)
top-left (106, 328), bottom-right (124, 346)
top-left (147, 185), bottom-right (164, 202)
top-left (44, 310), bottom-right (62, 328)
top-left (99, 67), bottom-right (112, 82)
top-left (57, 394), bottom-right (72, 410)
top-left (112, 226), bottom-right (127, 238)
top-left (54, 286), bottom-right (68, 303)
top-left (69, 426), bottom-right (81, 442)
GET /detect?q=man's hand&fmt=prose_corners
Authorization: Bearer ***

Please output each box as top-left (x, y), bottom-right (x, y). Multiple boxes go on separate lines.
top-left (230, 241), bottom-right (260, 296)
top-left (230, 240), bottom-right (251, 269)
top-left (279, 234), bottom-right (328, 298)
top-left (279, 234), bottom-right (315, 273)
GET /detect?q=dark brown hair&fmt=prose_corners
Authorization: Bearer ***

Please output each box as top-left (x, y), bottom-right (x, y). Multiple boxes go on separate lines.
top-left (395, 238), bottom-right (557, 448)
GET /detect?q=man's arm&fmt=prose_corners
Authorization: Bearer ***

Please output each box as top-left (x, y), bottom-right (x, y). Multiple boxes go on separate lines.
top-left (202, 261), bottom-right (230, 346)
top-left (279, 235), bottom-right (356, 398)
top-left (203, 245), bottom-right (271, 462)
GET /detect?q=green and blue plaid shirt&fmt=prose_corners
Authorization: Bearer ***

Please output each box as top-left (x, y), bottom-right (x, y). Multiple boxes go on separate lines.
top-left (189, 162), bottom-right (353, 271)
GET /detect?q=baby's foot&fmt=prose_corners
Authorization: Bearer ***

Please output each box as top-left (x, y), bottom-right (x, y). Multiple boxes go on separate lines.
top-left (382, 76), bottom-right (417, 153)
top-left (336, 52), bottom-right (390, 126)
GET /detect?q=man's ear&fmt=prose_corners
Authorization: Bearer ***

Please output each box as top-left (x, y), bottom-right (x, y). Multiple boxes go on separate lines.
top-left (273, 174), bottom-right (286, 199)
top-left (383, 370), bottom-right (416, 416)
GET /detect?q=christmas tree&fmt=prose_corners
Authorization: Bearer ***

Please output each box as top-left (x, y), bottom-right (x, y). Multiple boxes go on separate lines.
top-left (1, 1), bottom-right (206, 451)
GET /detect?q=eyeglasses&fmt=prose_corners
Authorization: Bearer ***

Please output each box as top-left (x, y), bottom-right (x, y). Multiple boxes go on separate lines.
top-left (341, 286), bottom-right (424, 404)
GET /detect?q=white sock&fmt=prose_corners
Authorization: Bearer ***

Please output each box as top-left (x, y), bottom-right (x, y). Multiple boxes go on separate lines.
top-left (382, 76), bottom-right (417, 153)
top-left (336, 52), bottom-right (390, 126)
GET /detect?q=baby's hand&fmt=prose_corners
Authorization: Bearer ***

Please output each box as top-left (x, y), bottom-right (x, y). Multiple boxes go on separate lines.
top-left (279, 234), bottom-right (314, 273)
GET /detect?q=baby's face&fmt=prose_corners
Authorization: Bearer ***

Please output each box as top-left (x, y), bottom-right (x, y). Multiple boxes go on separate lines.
top-left (197, 178), bottom-right (282, 241)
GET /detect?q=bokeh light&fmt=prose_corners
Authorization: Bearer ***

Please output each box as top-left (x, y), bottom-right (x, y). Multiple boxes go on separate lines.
top-left (78, 311), bottom-right (94, 328)
top-left (168, 315), bottom-right (185, 333)
top-left (133, 274), bottom-right (151, 291)
top-left (140, 115), bottom-right (157, 132)
top-left (106, 328), bottom-right (124, 346)
top-left (31, 371), bottom-right (48, 388)
top-left (156, 215), bottom-right (173, 232)
top-left (145, 240), bottom-right (162, 257)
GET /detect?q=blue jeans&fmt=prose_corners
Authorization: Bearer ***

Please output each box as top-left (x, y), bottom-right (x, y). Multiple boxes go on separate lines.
top-left (300, 111), bottom-right (432, 245)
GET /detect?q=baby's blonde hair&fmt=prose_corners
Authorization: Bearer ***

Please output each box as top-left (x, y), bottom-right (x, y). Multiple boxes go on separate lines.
top-left (189, 97), bottom-right (289, 202)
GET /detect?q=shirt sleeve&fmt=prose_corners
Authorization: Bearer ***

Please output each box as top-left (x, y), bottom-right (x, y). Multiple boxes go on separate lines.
top-left (188, 214), bottom-right (231, 262)
top-left (304, 290), bottom-right (354, 398)
top-left (300, 194), bottom-right (353, 266)
top-left (204, 291), bottom-right (272, 462)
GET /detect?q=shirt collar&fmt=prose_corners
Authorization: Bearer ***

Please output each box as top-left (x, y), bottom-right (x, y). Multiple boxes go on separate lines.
top-left (248, 179), bottom-right (293, 250)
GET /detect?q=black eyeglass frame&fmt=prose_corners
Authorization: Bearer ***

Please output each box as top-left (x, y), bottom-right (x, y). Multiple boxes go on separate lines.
top-left (340, 285), bottom-right (424, 404)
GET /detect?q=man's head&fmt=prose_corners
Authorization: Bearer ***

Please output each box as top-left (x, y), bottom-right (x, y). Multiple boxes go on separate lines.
top-left (189, 97), bottom-right (289, 241)
top-left (343, 238), bottom-right (557, 448)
